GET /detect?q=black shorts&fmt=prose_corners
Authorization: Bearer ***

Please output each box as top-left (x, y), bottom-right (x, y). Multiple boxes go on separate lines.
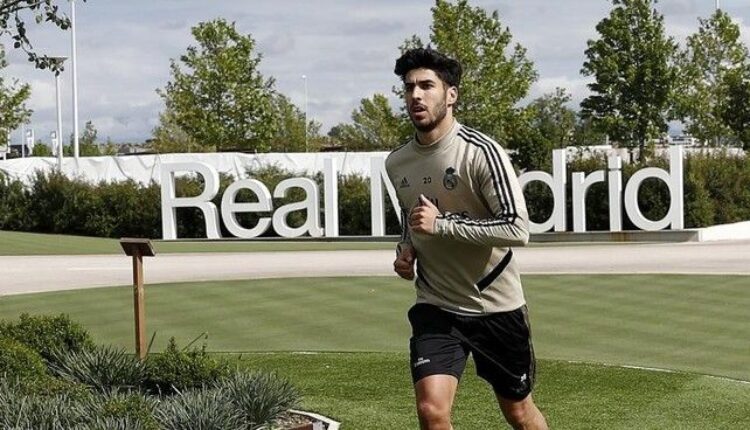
top-left (407, 303), bottom-right (536, 400)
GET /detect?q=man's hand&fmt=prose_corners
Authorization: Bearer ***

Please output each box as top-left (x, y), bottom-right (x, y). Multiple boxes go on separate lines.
top-left (409, 194), bottom-right (440, 235)
top-left (394, 243), bottom-right (416, 280)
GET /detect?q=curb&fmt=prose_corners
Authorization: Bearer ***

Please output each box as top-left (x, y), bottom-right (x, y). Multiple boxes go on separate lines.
top-left (289, 409), bottom-right (341, 430)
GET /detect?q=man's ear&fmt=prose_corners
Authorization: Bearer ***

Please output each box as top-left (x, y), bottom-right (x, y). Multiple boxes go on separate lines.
top-left (447, 86), bottom-right (458, 107)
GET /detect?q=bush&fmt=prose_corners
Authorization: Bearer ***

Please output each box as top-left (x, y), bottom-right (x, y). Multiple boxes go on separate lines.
top-left (216, 370), bottom-right (301, 428)
top-left (79, 390), bottom-right (159, 430)
top-left (0, 313), bottom-right (94, 362)
top-left (144, 337), bottom-right (230, 395)
top-left (0, 337), bottom-right (47, 380)
top-left (48, 345), bottom-right (146, 393)
top-left (0, 378), bottom-right (83, 429)
top-left (155, 387), bottom-right (244, 430)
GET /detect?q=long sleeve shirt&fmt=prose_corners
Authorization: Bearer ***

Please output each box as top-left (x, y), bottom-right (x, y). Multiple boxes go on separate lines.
top-left (385, 121), bottom-right (530, 314)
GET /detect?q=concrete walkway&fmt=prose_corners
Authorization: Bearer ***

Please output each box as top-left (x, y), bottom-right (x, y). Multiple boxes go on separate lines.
top-left (1, 240), bottom-right (748, 296)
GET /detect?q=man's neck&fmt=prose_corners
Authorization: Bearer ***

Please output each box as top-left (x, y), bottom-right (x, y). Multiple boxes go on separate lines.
top-left (415, 115), bottom-right (455, 146)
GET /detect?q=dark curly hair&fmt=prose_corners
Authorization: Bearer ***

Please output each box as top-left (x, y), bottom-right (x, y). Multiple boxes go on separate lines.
top-left (394, 48), bottom-right (462, 89)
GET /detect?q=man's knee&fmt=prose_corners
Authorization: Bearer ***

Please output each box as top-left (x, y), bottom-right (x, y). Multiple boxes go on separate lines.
top-left (416, 398), bottom-right (451, 424)
top-left (499, 396), bottom-right (546, 429)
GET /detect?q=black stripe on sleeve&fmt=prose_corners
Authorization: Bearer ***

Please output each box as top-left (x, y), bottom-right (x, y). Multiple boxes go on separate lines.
top-left (458, 127), bottom-right (518, 219)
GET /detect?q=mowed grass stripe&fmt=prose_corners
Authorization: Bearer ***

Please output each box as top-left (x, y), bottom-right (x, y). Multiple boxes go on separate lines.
top-left (0, 230), bottom-right (395, 255)
top-left (0, 275), bottom-right (748, 380)
top-left (525, 274), bottom-right (750, 381)
top-left (238, 353), bottom-right (750, 430)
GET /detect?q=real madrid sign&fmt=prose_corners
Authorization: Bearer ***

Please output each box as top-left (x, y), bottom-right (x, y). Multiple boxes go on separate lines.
top-left (160, 146), bottom-right (684, 239)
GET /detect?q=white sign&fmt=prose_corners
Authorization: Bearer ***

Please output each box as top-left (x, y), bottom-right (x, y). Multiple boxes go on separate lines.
top-left (159, 147), bottom-right (684, 239)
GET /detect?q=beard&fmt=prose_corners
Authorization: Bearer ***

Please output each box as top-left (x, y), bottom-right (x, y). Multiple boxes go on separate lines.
top-left (410, 99), bottom-right (448, 133)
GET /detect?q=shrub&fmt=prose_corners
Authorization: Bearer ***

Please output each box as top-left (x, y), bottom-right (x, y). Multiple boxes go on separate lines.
top-left (154, 387), bottom-right (244, 430)
top-left (0, 337), bottom-right (47, 380)
top-left (0, 378), bottom-right (83, 429)
top-left (216, 370), bottom-right (301, 428)
top-left (78, 390), bottom-right (159, 430)
top-left (144, 337), bottom-right (230, 395)
top-left (48, 345), bottom-right (146, 393)
top-left (0, 313), bottom-right (94, 362)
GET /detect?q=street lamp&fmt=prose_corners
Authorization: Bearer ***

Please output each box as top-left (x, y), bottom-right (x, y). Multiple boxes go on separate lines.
top-left (51, 56), bottom-right (68, 170)
top-left (302, 74), bottom-right (308, 152)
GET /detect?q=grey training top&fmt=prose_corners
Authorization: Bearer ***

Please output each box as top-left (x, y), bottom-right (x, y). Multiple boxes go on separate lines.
top-left (385, 121), bottom-right (530, 315)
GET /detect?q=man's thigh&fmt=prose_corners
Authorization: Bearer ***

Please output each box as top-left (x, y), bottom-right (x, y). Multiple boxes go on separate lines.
top-left (408, 303), bottom-right (470, 384)
top-left (460, 305), bottom-right (536, 400)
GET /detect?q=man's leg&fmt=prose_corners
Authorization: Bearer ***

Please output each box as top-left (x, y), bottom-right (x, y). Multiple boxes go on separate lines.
top-left (497, 394), bottom-right (548, 430)
top-left (414, 374), bottom-right (459, 430)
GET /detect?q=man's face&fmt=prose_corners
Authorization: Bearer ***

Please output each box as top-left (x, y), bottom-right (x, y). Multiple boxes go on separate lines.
top-left (403, 68), bottom-right (455, 133)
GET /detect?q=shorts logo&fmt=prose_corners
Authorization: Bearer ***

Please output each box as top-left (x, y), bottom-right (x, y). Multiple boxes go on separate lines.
top-left (443, 167), bottom-right (458, 190)
top-left (413, 357), bottom-right (431, 368)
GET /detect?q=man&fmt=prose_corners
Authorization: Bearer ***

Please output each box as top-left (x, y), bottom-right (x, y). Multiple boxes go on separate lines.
top-left (385, 48), bottom-right (548, 430)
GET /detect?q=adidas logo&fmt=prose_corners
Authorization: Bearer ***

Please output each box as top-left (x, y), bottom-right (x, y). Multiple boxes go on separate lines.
top-left (400, 177), bottom-right (410, 188)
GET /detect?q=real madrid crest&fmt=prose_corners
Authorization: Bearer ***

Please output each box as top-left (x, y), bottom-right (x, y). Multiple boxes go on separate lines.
top-left (443, 167), bottom-right (458, 190)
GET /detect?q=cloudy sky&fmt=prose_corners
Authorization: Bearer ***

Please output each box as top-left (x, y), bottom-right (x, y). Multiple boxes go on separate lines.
top-left (2, 0), bottom-right (750, 146)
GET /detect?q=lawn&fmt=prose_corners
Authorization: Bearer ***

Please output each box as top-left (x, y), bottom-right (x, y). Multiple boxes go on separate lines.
top-left (2, 274), bottom-right (748, 428)
top-left (0, 230), bottom-right (395, 255)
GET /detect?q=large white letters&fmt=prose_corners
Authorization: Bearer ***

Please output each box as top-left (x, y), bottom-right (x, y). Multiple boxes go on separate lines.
top-left (159, 149), bottom-right (685, 239)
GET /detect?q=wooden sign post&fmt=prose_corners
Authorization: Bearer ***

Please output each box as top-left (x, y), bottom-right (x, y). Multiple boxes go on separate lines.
top-left (120, 238), bottom-right (156, 360)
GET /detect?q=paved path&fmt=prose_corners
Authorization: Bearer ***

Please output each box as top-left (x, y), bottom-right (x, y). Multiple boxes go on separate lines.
top-left (1, 241), bottom-right (748, 296)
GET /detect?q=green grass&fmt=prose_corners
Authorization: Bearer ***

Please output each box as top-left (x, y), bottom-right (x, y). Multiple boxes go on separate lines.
top-left (0, 230), bottom-right (395, 255)
top-left (237, 353), bottom-right (750, 429)
top-left (2, 274), bottom-right (749, 428)
top-left (1, 275), bottom-right (748, 382)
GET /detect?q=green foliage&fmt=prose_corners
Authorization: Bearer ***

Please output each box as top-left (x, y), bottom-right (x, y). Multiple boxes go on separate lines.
top-left (144, 337), bottom-right (230, 395)
top-left (68, 120), bottom-right (103, 156)
top-left (155, 387), bottom-right (245, 430)
top-left (0, 336), bottom-right (47, 380)
top-left (330, 93), bottom-right (411, 151)
top-left (581, 0), bottom-right (677, 151)
top-left (31, 141), bottom-right (53, 156)
top-left (0, 313), bottom-right (94, 362)
top-left (269, 93), bottom-right (323, 152)
top-left (158, 19), bottom-right (278, 152)
top-left (673, 10), bottom-right (749, 146)
top-left (0, 170), bottom-right (30, 230)
top-left (214, 370), bottom-right (301, 428)
top-left (48, 345), bottom-right (147, 393)
top-left (398, 0), bottom-right (537, 144)
top-left (0, 1), bottom-right (84, 73)
top-left (719, 66), bottom-right (750, 150)
top-left (0, 45), bottom-right (32, 143)
top-left (512, 88), bottom-right (577, 170)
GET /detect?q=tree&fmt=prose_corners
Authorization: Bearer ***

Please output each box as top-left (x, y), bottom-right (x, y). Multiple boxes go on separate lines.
top-left (398, 0), bottom-right (537, 144)
top-left (581, 0), bottom-right (677, 153)
top-left (329, 93), bottom-right (411, 151)
top-left (157, 19), bottom-right (278, 152)
top-left (268, 93), bottom-right (322, 152)
top-left (0, 44), bottom-right (31, 148)
top-left (0, 0), bottom-right (86, 73)
top-left (673, 10), bottom-right (749, 146)
top-left (67, 120), bottom-right (99, 155)
top-left (511, 88), bottom-right (576, 171)
top-left (31, 139), bottom-right (51, 156)
top-left (150, 109), bottom-right (201, 153)
top-left (719, 66), bottom-right (750, 150)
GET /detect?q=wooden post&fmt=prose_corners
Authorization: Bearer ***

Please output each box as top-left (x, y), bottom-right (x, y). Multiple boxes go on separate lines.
top-left (120, 238), bottom-right (155, 360)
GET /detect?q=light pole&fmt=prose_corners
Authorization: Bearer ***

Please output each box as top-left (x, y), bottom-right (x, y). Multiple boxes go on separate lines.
top-left (302, 74), bottom-right (308, 152)
top-left (70, 0), bottom-right (80, 160)
top-left (52, 56), bottom-right (68, 170)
